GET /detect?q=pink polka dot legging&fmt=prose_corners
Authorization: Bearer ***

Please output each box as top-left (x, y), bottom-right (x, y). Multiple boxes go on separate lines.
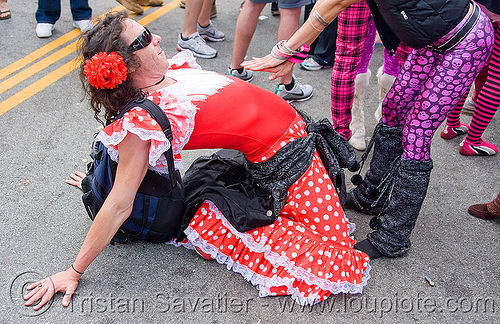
top-left (381, 10), bottom-right (494, 161)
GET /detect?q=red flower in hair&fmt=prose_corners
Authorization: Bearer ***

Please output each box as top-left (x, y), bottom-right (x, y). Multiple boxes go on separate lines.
top-left (83, 52), bottom-right (128, 89)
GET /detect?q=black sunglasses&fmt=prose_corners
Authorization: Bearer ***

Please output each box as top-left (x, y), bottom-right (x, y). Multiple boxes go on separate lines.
top-left (128, 27), bottom-right (152, 52)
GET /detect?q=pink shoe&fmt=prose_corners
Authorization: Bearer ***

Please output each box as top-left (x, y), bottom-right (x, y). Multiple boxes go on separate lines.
top-left (440, 123), bottom-right (469, 139)
top-left (459, 139), bottom-right (498, 156)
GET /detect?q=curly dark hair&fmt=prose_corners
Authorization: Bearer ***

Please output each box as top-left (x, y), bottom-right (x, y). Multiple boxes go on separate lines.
top-left (78, 11), bottom-right (146, 125)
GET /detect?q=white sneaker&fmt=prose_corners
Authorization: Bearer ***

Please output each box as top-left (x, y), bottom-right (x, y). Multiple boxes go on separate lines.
top-left (275, 77), bottom-right (313, 102)
top-left (73, 19), bottom-right (94, 33)
top-left (227, 67), bottom-right (254, 82)
top-left (177, 32), bottom-right (217, 59)
top-left (300, 57), bottom-right (330, 71)
top-left (197, 21), bottom-right (225, 42)
top-left (36, 23), bottom-right (54, 38)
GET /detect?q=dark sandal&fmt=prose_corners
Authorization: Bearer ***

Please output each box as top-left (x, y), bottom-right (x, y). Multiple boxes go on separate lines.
top-left (0, 10), bottom-right (11, 20)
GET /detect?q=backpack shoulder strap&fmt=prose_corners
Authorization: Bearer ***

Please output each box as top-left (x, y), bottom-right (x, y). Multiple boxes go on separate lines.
top-left (117, 98), bottom-right (177, 186)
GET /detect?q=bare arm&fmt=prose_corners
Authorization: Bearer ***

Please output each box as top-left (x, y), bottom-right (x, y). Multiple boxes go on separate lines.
top-left (24, 133), bottom-right (151, 310)
top-left (286, 0), bottom-right (360, 49)
top-left (242, 0), bottom-right (361, 79)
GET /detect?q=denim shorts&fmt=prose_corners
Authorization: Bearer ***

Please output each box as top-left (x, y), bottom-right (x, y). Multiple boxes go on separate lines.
top-left (249, 0), bottom-right (314, 9)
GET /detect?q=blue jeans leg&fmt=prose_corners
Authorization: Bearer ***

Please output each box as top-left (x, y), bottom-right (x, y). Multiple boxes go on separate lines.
top-left (71, 0), bottom-right (92, 21)
top-left (36, 0), bottom-right (62, 24)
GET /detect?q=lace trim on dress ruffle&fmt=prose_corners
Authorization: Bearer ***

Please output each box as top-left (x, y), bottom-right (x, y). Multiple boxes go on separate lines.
top-left (184, 200), bottom-right (371, 305)
top-left (165, 238), bottom-right (194, 250)
top-left (185, 225), bottom-right (372, 306)
top-left (95, 108), bottom-right (178, 175)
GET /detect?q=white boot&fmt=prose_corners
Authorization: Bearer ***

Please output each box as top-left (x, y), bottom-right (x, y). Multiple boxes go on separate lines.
top-left (374, 66), bottom-right (396, 121)
top-left (349, 70), bottom-right (371, 151)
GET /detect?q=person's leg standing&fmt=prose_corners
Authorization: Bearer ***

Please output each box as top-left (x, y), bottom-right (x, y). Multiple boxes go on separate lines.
top-left (362, 11), bottom-right (494, 258)
top-left (276, 6), bottom-right (302, 85)
top-left (70, 0), bottom-right (92, 21)
top-left (272, 0), bottom-right (314, 102)
top-left (36, 0), bottom-right (61, 24)
top-left (460, 22), bottom-right (500, 155)
top-left (229, 0), bottom-right (266, 77)
top-left (330, 1), bottom-right (372, 139)
top-left (178, 0), bottom-right (218, 58)
top-left (302, 3), bottom-right (337, 68)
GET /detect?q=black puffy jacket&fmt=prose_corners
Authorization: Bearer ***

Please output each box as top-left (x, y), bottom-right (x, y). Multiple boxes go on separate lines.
top-left (365, 0), bottom-right (470, 52)
top-left (476, 0), bottom-right (500, 15)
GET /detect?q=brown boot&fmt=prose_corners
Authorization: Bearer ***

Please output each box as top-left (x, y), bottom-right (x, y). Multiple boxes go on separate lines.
top-left (468, 192), bottom-right (500, 220)
top-left (138, 0), bottom-right (164, 6)
top-left (116, 0), bottom-right (144, 14)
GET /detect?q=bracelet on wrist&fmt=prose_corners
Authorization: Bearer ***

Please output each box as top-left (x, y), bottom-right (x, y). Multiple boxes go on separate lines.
top-left (312, 10), bottom-right (329, 27)
top-left (308, 18), bottom-right (325, 32)
top-left (287, 44), bottom-right (310, 64)
top-left (71, 264), bottom-right (84, 275)
top-left (272, 40), bottom-right (310, 63)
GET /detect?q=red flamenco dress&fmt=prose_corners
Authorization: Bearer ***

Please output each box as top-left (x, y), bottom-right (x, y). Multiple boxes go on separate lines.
top-left (96, 52), bottom-right (371, 306)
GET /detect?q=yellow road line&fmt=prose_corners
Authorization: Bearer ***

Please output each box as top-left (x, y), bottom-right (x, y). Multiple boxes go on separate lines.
top-left (0, 30), bottom-right (80, 82)
top-left (0, 1), bottom-right (179, 117)
top-left (0, 61), bottom-right (80, 117)
top-left (136, 1), bottom-right (179, 25)
top-left (0, 41), bottom-right (78, 95)
top-left (0, 5), bottom-right (148, 92)
top-left (0, 5), bottom-right (134, 82)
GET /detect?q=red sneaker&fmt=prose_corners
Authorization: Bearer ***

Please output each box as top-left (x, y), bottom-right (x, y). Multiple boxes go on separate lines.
top-left (440, 123), bottom-right (469, 139)
top-left (459, 139), bottom-right (498, 156)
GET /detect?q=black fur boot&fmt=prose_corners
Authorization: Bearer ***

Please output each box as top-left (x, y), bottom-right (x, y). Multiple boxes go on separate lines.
top-left (346, 121), bottom-right (403, 215)
top-left (365, 158), bottom-right (433, 257)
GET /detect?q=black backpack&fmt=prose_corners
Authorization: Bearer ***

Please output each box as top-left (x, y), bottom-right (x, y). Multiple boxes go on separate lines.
top-left (81, 98), bottom-right (186, 243)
